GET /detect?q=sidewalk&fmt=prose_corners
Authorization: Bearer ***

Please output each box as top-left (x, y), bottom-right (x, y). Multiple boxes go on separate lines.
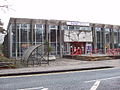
top-left (0, 58), bottom-right (120, 76)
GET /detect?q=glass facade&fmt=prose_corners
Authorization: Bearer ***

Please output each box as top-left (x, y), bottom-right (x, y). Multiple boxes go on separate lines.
top-left (10, 22), bottom-right (61, 58)
top-left (93, 26), bottom-right (120, 54)
top-left (35, 24), bottom-right (44, 43)
top-left (105, 28), bottom-right (111, 49)
top-left (11, 24), bottom-right (31, 57)
top-left (49, 25), bottom-right (60, 55)
top-left (113, 29), bottom-right (120, 48)
top-left (95, 27), bottom-right (104, 50)
top-left (11, 23), bottom-right (45, 58)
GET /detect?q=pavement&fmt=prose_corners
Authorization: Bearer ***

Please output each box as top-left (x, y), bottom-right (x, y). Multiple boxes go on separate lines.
top-left (0, 58), bottom-right (120, 76)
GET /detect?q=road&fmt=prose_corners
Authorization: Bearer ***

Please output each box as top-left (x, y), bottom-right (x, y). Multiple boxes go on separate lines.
top-left (0, 68), bottom-right (120, 90)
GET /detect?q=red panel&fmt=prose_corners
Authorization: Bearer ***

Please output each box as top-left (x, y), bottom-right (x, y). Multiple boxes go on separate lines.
top-left (70, 42), bottom-right (85, 55)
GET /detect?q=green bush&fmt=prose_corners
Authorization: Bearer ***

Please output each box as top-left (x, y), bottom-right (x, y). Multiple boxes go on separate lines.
top-left (0, 56), bottom-right (10, 62)
top-left (0, 56), bottom-right (22, 68)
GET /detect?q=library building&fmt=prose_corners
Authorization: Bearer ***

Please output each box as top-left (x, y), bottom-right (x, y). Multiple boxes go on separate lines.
top-left (3, 18), bottom-right (120, 59)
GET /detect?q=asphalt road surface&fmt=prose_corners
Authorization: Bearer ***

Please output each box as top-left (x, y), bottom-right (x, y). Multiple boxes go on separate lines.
top-left (0, 68), bottom-right (120, 90)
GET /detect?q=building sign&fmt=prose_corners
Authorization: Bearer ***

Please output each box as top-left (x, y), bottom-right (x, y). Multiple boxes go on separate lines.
top-left (66, 21), bottom-right (89, 26)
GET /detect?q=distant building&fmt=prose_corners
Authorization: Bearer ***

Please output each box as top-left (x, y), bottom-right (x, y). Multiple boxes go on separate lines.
top-left (3, 18), bottom-right (120, 59)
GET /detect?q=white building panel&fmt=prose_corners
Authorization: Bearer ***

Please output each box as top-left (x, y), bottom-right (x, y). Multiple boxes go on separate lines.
top-left (64, 30), bottom-right (93, 42)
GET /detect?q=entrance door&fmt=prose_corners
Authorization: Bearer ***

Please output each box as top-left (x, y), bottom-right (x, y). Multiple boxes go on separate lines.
top-left (70, 42), bottom-right (85, 55)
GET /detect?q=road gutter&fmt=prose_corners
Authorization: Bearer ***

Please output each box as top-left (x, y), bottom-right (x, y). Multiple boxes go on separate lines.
top-left (0, 66), bottom-right (113, 77)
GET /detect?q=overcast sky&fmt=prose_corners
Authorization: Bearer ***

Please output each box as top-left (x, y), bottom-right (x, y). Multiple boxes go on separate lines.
top-left (1, 0), bottom-right (120, 29)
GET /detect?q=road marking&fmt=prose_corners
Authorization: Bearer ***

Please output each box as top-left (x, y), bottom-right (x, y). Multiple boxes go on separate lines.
top-left (41, 88), bottom-right (48, 90)
top-left (90, 80), bottom-right (100, 90)
top-left (0, 72), bottom-right (74, 79)
top-left (85, 75), bottom-right (120, 83)
top-left (17, 87), bottom-right (48, 90)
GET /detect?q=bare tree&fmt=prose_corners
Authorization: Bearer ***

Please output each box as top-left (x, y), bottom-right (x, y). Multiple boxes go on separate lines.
top-left (0, 0), bottom-right (9, 12)
top-left (0, 19), bottom-right (5, 34)
top-left (0, 0), bottom-right (9, 34)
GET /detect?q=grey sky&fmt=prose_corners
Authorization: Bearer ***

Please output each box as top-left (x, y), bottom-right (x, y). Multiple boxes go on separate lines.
top-left (1, 0), bottom-right (120, 28)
